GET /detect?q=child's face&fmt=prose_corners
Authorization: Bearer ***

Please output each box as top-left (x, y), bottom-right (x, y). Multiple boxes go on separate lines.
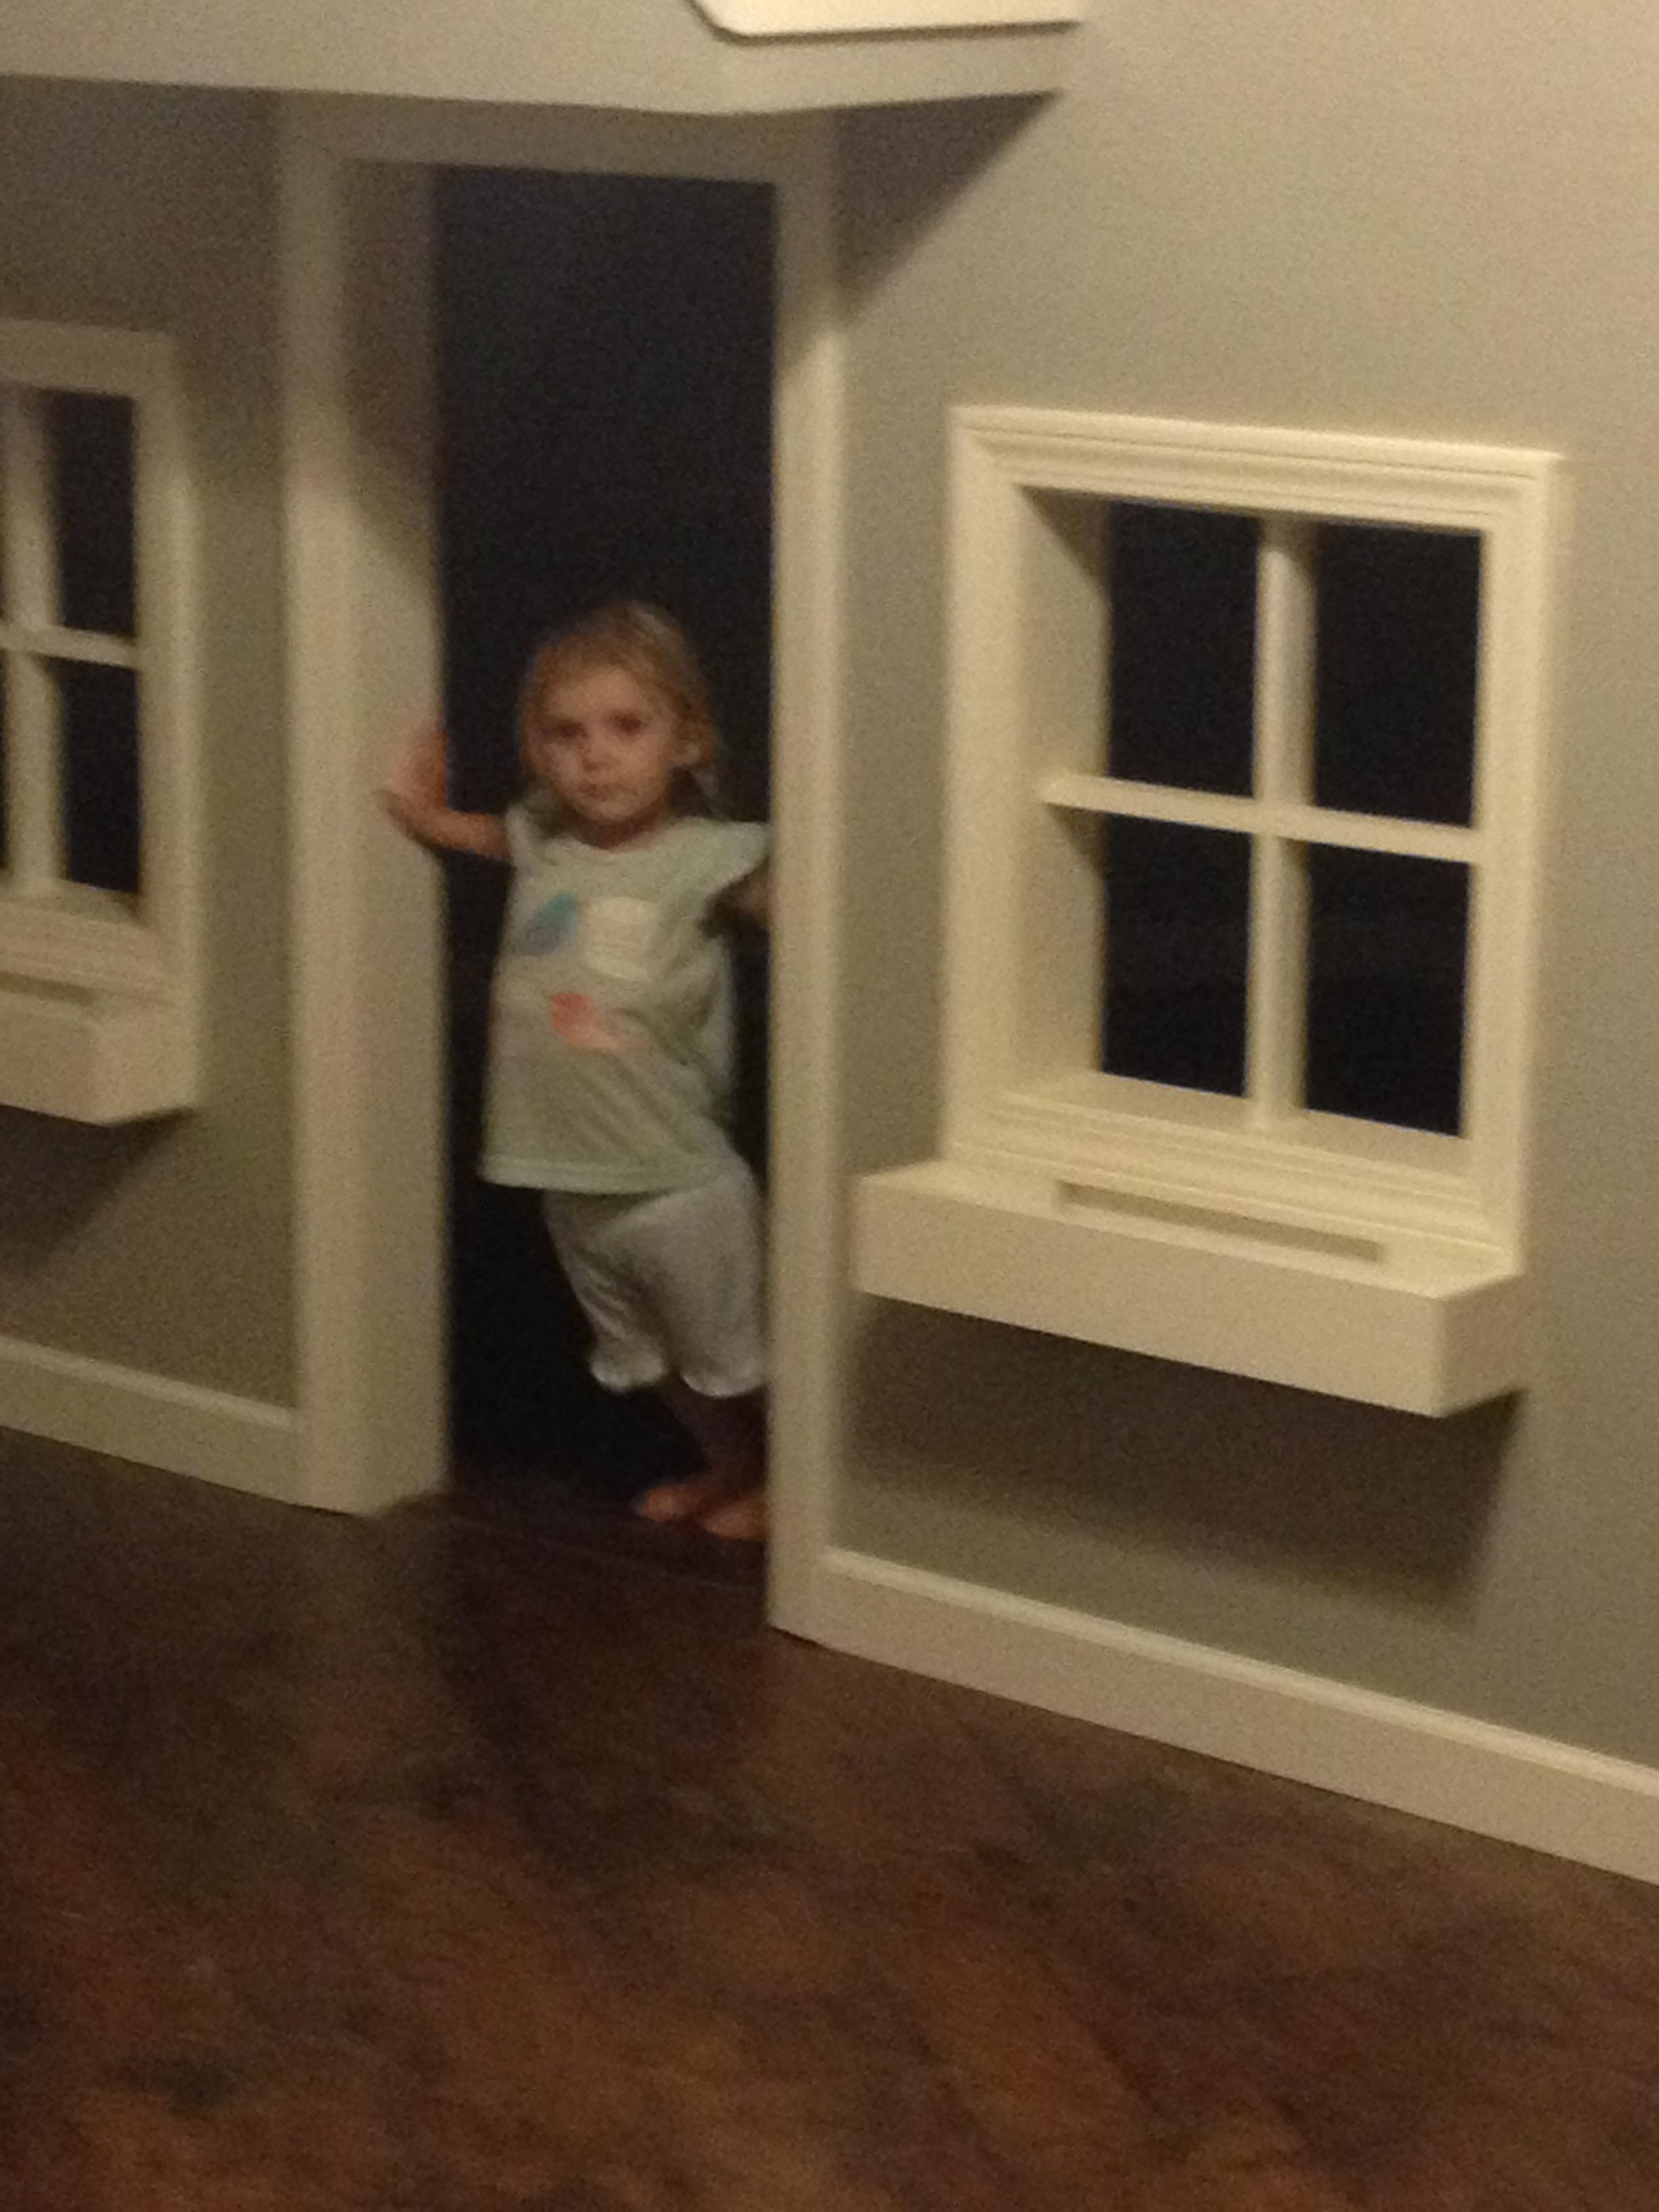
top-left (526, 663), bottom-right (701, 847)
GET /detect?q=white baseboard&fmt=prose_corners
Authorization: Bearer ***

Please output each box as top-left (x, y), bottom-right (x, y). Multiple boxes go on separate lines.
top-left (806, 1548), bottom-right (1659, 1887)
top-left (0, 1331), bottom-right (302, 1505)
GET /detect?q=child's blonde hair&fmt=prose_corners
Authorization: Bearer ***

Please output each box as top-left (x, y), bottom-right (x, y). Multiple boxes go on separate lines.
top-left (518, 600), bottom-right (720, 819)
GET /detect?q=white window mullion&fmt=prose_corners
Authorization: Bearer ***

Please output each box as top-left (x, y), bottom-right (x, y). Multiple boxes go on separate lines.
top-left (1, 386), bottom-right (64, 895)
top-left (0, 623), bottom-right (140, 670)
top-left (4, 656), bottom-right (64, 897)
top-left (1246, 516), bottom-right (1314, 1124)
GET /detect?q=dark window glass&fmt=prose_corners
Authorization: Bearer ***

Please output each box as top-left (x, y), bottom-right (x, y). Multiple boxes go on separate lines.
top-left (56, 660), bottom-right (141, 896)
top-left (1313, 524), bottom-right (1479, 827)
top-left (49, 392), bottom-right (138, 638)
top-left (1101, 817), bottom-right (1251, 1095)
top-left (1305, 846), bottom-right (1467, 1133)
top-left (1104, 501), bottom-right (1257, 794)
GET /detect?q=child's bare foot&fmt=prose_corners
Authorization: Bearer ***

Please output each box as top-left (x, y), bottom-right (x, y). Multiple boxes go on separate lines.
top-left (632, 1472), bottom-right (745, 1525)
top-left (644, 1380), bottom-right (766, 1534)
top-left (699, 1488), bottom-right (767, 1542)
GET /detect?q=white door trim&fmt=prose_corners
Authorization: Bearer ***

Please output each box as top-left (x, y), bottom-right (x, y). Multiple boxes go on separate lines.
top-left (276, 96), bottom-right (849, 1580)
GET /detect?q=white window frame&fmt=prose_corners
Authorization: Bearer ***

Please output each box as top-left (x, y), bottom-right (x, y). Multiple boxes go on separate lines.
top-left (855, 407), bottom-right (1559, 1413)
top-left (0, 319), bottom-right (199, 1118)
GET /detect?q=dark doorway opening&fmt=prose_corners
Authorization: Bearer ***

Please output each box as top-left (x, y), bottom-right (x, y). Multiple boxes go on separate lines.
top-left (434, 167), bottom-right (775, 1493)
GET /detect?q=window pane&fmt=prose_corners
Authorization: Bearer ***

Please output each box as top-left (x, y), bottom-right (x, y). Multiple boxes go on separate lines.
top-left (55, 659), bottom-right (140, 897)
top-left (1104, 501), bottom-right (1256, 795)
top-left (1101, 817), bottom-right (1251, 1095)
top-left (1305, 846), bottom-right (1468, 1134)
top-left (49, 392), bottom-right (138, 638)
top-left (1313, 524), bottom-right (1479, 827)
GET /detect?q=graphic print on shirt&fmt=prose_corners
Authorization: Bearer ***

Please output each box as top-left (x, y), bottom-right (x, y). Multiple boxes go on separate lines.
top-left (548, 991), bottom-right (636, 1054)
top-left (581, 896), bottom-right (658, 983)
top-left (511, 890), bottom-right (581, 958)
top-left (498, 888), bottom-right (664, 1058)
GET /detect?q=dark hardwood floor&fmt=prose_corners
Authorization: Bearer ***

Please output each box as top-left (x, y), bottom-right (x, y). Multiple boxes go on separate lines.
top-left (3, 1429), bottom-right (1658, 2210)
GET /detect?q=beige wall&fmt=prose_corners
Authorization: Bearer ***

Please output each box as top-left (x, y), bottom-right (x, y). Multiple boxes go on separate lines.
top-left (0, 81), bottom-right (293, 1403)
top-left (836, 4), bottom-right (1659, 1764)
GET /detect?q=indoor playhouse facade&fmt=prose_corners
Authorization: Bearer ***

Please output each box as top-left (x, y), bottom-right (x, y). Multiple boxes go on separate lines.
top-left (2, 2), bottom-right (1658, 1882)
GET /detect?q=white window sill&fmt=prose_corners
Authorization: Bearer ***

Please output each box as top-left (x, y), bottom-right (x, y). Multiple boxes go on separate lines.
top-left (0, 977), bottom-right (195, 1122)
top-left (854, 1158), bottom-right (1525, 1414)
top-left (0, 883), bottom-right (164, 996)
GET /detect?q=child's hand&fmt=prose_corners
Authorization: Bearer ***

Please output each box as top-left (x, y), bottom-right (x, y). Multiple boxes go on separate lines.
top-left (378, 720), bottom-right (450, 840)
top-left (722, 860), bottom-right (771, 928)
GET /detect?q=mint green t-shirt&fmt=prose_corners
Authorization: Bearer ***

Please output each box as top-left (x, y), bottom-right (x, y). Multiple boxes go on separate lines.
top-left (480, 809), bottom-right (768, 1195)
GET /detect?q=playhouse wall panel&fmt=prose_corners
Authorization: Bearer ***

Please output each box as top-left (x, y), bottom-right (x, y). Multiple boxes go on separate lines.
top-left (0, 83), bottom-right (294, 1404)
top-left (834, 0), bottom-right (1659, 1769)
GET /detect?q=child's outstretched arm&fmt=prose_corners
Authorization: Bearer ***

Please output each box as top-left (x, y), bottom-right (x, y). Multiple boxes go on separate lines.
top-left (378, 721), bottom-right (511, 861)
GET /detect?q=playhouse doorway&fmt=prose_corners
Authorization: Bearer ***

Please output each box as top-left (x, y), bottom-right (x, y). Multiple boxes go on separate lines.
top-left (433, 166), bottom-right (777, 1492)
top-left (284, 104), bottom-right (842, 1578)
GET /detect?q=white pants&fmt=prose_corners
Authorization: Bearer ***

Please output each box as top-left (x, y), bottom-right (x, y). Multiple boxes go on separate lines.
top-left (541, 1161), bottom-right (766, 1399)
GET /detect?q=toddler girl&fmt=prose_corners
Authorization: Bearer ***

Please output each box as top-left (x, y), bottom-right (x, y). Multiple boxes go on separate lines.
top-left (382, 602), bottom-right (769, 1540)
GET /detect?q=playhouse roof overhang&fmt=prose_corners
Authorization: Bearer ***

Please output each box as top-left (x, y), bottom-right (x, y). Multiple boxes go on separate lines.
top-left (0, 0), bottom-right (1084, 112)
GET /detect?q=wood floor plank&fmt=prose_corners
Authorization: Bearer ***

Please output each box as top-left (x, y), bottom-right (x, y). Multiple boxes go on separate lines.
top-left (3, 1441), bottom-right (1659, 2209)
